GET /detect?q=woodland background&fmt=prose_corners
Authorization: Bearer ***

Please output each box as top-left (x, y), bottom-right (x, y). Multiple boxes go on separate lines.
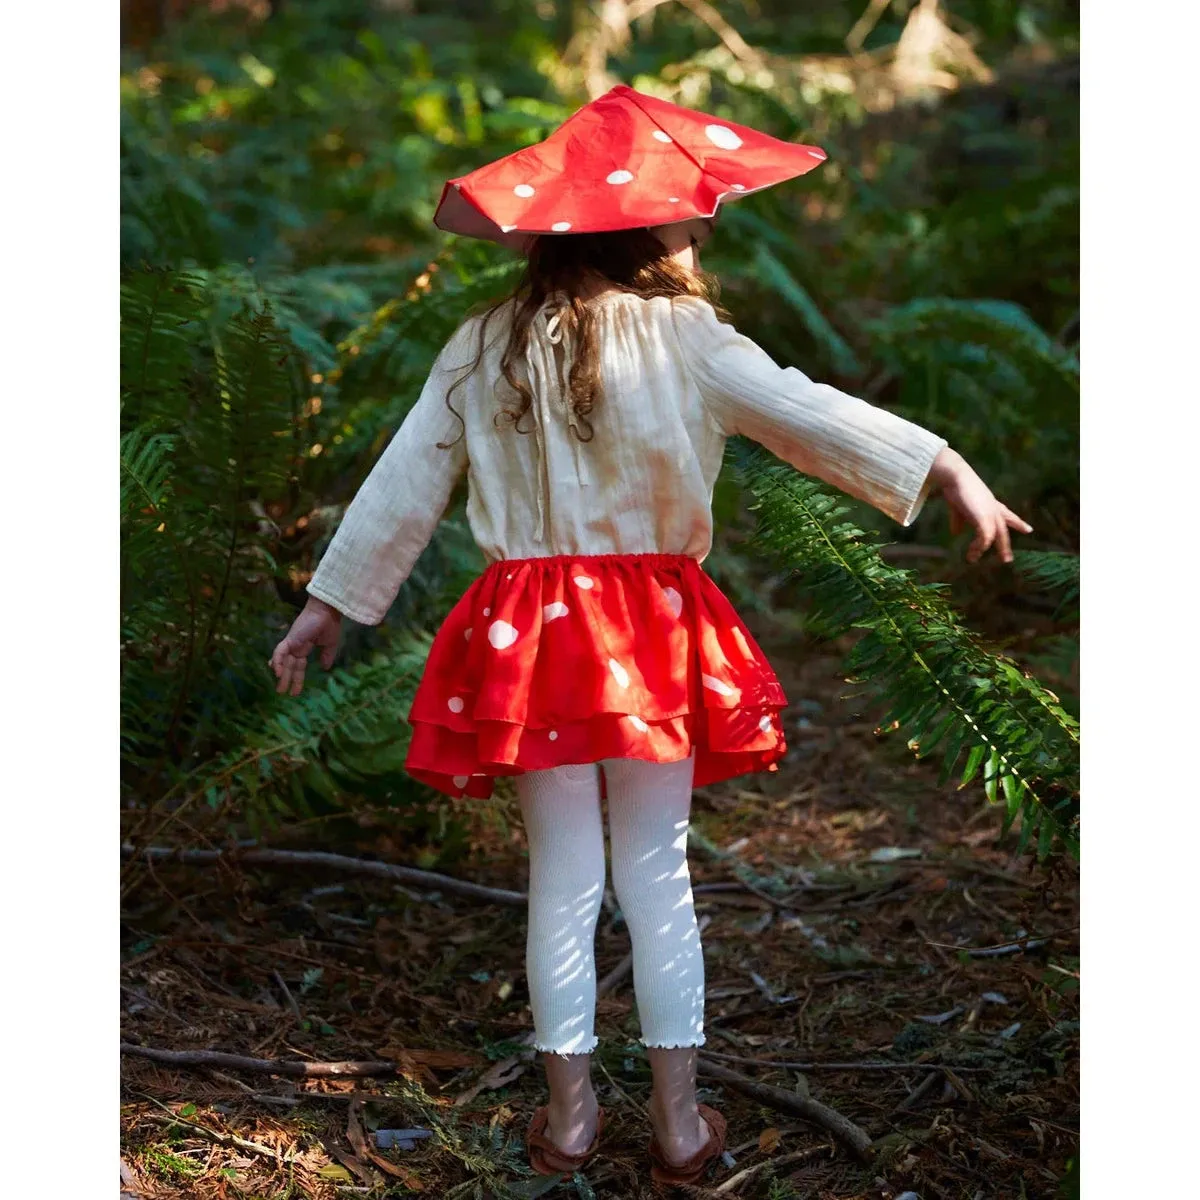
top-left (119, 2), bottom-right (1080, 1197)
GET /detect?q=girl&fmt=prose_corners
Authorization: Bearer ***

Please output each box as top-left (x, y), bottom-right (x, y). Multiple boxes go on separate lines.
top-left (270, 86), bottom-right (1030, 1185)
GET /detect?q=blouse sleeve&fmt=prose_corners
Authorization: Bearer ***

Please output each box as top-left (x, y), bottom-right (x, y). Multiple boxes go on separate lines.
top-left (305, 323), bottom-right (475, 625)
top-left (671, 297), bottom-right (947, 526)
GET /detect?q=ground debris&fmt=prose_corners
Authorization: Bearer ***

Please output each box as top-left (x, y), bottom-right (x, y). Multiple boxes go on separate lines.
top-left (121, 624), bottom-right (1077, 1198)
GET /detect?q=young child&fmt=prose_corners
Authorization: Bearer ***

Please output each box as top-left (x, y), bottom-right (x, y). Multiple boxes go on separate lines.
top-left (270, 86), bottom-right (1030, 1185)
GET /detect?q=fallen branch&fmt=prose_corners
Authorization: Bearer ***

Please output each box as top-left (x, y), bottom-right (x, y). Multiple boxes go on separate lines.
top-left (121, 844), bottom-right (526, 906)
top-left (123, 1044), bottom-right (400, 1078)
top-left (697, 1056), bottom-right (874, 1160)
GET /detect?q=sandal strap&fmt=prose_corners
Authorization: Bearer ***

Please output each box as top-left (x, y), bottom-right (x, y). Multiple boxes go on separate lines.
top-left (648, 1105), bottom-right (727, 1184)
top-left (527, 1106), bottom-right (606, 1173)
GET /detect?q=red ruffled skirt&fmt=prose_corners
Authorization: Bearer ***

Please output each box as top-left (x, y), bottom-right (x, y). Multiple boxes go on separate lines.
top-left (405, 553), bottom-right (789, 799)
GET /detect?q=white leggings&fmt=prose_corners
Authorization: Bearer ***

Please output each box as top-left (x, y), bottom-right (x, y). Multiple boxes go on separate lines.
top-left (517, 754), bottom-right (705, 1056)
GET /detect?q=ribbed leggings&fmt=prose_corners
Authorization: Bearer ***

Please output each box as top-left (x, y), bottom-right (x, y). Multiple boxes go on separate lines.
top-left (516, 754), bottom-right (705, 1055)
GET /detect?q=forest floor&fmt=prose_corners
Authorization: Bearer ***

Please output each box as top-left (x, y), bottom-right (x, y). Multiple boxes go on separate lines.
top-left (120, 595), bottom-right (1080, 1200)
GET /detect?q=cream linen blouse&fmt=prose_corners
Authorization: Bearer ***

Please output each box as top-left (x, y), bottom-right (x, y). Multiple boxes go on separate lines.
top-left (306, 292), bottom-right (948, 626)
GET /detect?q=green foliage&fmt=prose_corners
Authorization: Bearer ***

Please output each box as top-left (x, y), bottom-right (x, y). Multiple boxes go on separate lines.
top-left (1058, 1155), bottom-right (1081, 1200)
top-left (121, 268), bottom-right (300, 773)
top-left (731, 441), bottom-right (1079, 859)
top-left (1014, 549), bottom-right (1080, 612)
top-left (118, 261), bottom-right (491, 844)
top-left (868, 297), bottom-right (1079, 501)
top-left (119, 1), bottom-right (1079, 861)
top-left (207, 633), bottom-right (435, 825)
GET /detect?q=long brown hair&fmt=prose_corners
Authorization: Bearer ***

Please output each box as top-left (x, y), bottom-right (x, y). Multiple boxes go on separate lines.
top-left (439, 227), bottom-right (728, 447)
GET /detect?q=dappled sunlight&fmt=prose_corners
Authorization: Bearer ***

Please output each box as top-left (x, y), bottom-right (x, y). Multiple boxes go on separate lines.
top-left (121, 0), bottom-right (1077, 1191)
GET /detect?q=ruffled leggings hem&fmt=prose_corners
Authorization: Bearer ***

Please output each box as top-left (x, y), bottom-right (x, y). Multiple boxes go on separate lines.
top-left (528, 1033), bottom-right (706, 1056)
top-left (531, 1035), bottom-right (601, 1058)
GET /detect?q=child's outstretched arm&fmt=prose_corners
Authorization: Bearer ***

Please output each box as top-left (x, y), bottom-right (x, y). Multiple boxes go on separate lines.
top-left (671, 298), bottom-right (1030, 560)
top-left (270, 327), bottom-right (472, 695)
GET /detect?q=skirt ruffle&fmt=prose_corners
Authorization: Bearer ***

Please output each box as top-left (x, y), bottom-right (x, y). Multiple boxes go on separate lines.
top-left (405, 553), bottom-right (788, 799)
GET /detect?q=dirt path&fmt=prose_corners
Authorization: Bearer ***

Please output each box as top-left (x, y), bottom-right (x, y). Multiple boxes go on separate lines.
top-left (121, 620), bottom-right (1078, 1200)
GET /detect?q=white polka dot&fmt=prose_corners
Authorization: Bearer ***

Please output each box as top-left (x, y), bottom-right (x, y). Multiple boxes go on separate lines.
top-left (705, 124), bottom-right (743, 150)
top-left (483, 607), bottom-right (491, 616)
top-left (731, 183), bottom-right (746, 191)
top-left (452, 775), bottom-right (469, 789)
top-left (606, 169), bottom-right (634, 185)
top-left (500, 224), bottom-right (518, 233)
top-left (759, 715), bottom-right (773, 733)
top-left (548, 730), bottom-right (559, 741)
top-left (702, 673), bottom-right (734, 697)
top-left (506, 573), bottom-right (513, 580)
top-left (464, 627), bottom-right (472, 641)
top-left (543, 601), bottom-right (570, 622)
top-left (448, 696), bottom-right (465, 714)
top-left (627, 715), bottom-right (649, 732)
top-left (668, 196), bottom-right (680, 203)
top-left (551, 221), bottom-right (572, 232)
top-left (513, 184), bottom-right (535, 197)
top-left (662, 586), bottom-right (683, 619)
top-left (609, 659), bottom-right (631, 689)
top-left (488, 620), bottom-right (519, 650)
top-left (573, 575), bottom-right (594, 590)
top-left (652, 130), bottom-right (673, 143)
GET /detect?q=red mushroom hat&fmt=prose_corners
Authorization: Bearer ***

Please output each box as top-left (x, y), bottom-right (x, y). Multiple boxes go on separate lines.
top-left (433, 84), bottom-right (826, 251)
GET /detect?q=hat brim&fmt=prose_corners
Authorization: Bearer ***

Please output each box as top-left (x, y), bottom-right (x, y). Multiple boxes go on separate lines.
top-left (433, 85), bottom-right (826, 251)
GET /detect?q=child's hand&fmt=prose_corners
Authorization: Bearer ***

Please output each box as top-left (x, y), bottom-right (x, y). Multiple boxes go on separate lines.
top-left (930, 448), bottom-right (1032, 564)
top-left (270, 597), bottom-right (343, 696)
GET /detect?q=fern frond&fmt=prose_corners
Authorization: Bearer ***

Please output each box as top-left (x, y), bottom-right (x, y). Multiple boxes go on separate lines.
top-left (731, 440), bottom-right (1079, 859)
top-left (120, 426), bottom-right (175, 528)
top-left (1013, 549), bottom-right (1079, 607)
top-left (120, 266), bottom-right (207, 428)
top-left (868, 297), bottom-right (1079, 400)
top-left (186, 631), bottom-right (435, 830)
top-left (749, 242), bottom-right (863, 378)
top-left (206, 301), bottom-right (297, 494)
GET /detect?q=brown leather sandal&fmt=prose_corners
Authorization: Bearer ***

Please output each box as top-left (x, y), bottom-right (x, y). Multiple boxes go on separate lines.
top-left (526, 1105), bottom-right (606, 1176)
top-left (648, 1104), bottom-right (727, 1187)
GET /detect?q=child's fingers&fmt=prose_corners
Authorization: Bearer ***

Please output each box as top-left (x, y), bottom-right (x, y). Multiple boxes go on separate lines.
top-left (967, 516), bottom-right (995, 563)
top-left (994, 514), bottom-right (1013, 563)
top-left (276, 654), bottom-right (298, 694)
top-left (1004, 506), bottom-right (1033, 534)
top-left (320, 643), bottom-right (337, 670)
top-left (289, 657), bottom-right (307, 697)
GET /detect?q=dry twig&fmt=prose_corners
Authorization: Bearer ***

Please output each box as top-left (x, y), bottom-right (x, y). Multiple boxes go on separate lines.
top-left (137, 1093), bottom-right (296, 1163)
top-left (714, 1143), bottom-right (835, 1194)
top-left (697, 1056), bottom-right (874, 1160)
top-left (122, 844), bottom-right (526, 906)
top-left (123, 1043), bottom-right (401, 1077)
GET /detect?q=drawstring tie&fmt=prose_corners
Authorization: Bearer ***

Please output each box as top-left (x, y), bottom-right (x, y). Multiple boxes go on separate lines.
top-left (526, 297), bottom-right (591, 543)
